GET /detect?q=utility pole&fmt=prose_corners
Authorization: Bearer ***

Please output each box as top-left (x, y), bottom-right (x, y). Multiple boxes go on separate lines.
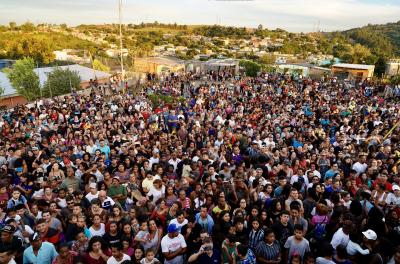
top-left (119, 0), bottom-right (124, 86)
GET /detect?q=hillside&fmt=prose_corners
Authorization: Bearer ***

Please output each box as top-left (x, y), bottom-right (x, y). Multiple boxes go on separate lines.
top-left (341, 21), bottom-right (400, 57)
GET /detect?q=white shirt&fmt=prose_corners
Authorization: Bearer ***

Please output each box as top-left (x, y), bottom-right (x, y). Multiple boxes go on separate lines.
top-left (147, 185), bottom-right (165, 203)
top-left (168, 158), bottom-right (181, 172)
top-left (107, 254), bottom-right (131, 264)
top-left (331, 228), bottom-right (349, 249)
top-left (161, 234), bottom-right (187, 264)
top-left (346, 240), bottom-right (370, 256)
top-left (352, 162), bottom-right (368, 175)
top-left (86, 191), bottom-right (99, 202)
top-left (386, 193), bottom-right (400, 206)
top-left (169, 218), bottom-right (188, 232)
top-left (89, 223), bottom-right (106, 237)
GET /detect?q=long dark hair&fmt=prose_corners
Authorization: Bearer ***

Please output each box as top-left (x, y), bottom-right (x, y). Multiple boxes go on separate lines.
top-left (87, 236), bottom-right (109, 253)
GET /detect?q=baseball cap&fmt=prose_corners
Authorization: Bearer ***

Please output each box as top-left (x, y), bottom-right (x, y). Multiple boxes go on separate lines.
top-left (393, 185), bottom-right (400, 191)
top-left (362, 229), bottom-right (377, 240)
top-left (2, 224), bottom-right (16, 233)
top-left (112, 176), bottom-right (120, 181)
top-left (167, 223), bottom-right (179, 233)
top-left (30, 232), bottom-right (41, 242)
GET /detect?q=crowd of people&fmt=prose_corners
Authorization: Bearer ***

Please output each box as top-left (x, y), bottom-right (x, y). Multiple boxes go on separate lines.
top-left (0, 70), bottom-right (399, 264)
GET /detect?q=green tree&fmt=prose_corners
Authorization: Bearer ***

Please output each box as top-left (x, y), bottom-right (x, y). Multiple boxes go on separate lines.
top-left (239, 60), bottom-right (261, 77)
top-left (6, 36), bottom-right (55, 65)
top-left (9, 22), bottom-right (17, 30)
top-left (42, 67), bottom-right (81, 97)
top-left (374, 57), bottom-right (387, 77)
top-left (258, 54), bottom-right (276, 65)
top-left (7, 58), bottom-right (41, 101)
top-left (92, 59), bottom-right (110, 72)
top-left (0, 84), bottom-right (5, 99)
top-left (351, 44), bottom-right (372, 64)
top-left (20, 22), bottom-right (36, 32)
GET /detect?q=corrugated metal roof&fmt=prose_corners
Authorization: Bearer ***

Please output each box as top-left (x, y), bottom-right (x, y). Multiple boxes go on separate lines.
top-left (0, 72), bottom-right (17, 96)
top-left (332, 63), bottom-right (375, 70)
top-left (0, 64), bottom-right (111, 97)
top-left (34, 64), bottom-right (111, 87)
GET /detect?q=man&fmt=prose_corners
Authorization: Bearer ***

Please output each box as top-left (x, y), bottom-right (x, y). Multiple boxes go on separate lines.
top-left (107, 177), bottom-right (127, 207)
top-left (288, 202), bottom-right (308, 234)
top-left (0, 248), bottom-right (16, 264)
top-left (169, 210), bottom-right (188, 231)
top-left (233, 244), bottom-right (256, 264)
top-left (23, 233), bottom-right (58, 264)
top-left (42, 210), bottom-right (63, 232)
top-left (284, 224), bottom-right (310, 264)
top-left (85, 182), bottom-right (99, 202)
top-left (161, 223), bottom-right (187, 264)
top-left (107, 242), bottom-right (131, 264)
top-left (188, 237), bottom-right (221, 264)
top-left (284, 188), bottom-right (304, 213)
top-left (195, 205), bottom-right (215, 234)
top-left (35, 218), bottom-right (62, 245)
top-left (60, 167), bottom-right (80, 191)
top-left (352, 154), bottom-right (368, 176)
top-left (0, 224), bottom-right (22, 254)
top-left (331, 219), bottom-right (352, 250)
top-left (99, 190), bottom-right (116, 212)
top-left (272, 211), bottom-right (293, 246)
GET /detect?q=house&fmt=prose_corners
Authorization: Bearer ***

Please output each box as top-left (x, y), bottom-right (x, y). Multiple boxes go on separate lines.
top-left (0, 64), bottom-right (111, 107)
top-left (105, 48), bottom-right (129, 58)
top-left (386, 59), bottom-right (400, 77)
top-left (133, 56), bottom-right (185, 75)
top-left (0, 72), bottom-right (28, 108)
top-left (331, 63), bottom-right (375, 81)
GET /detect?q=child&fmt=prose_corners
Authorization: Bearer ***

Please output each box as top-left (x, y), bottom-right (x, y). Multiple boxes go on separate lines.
top-left (135, 221), bottom-right (150, 246)
top-left (140, 248), bottom-right (160, 264)
top-left (284, 224), bottom-right (311, 264)
top-left (71, 231), bottom-right (89, 256)
top-left (248, 218), bottom-right (264, 250)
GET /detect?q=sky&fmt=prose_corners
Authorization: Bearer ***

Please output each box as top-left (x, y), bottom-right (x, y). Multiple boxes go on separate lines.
top-left (0, 0), bottom-right (399, 32)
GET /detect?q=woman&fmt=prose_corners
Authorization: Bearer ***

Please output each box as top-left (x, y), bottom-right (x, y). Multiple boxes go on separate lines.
top-left (84, 236), bottom-right (110, 264)
top-left (150, 199), bottom-right (168, 227)
top-left (89, 214), bottom-right (106, 238)
top-left (268, 199), bottom-right (282, 224)
top-left (121, 236), bottom-right (135, 257)
top-left (233, 199), bottom-right (248, 219)
top-left (143, 219), bottom-right (163, 255)
top-left (311, 203), bottom-right (330, 226)
top-left (87, 199), bottom-right (107, 223)
top-left (109, 205), bottom-right (125, 224)
top-left (255, 229), bottom-right (281, 263)
top-left (121, 222), bottom-right (135, 245)
top-left (132, 246), bottom-right (145, 264)
top-left (164, 186), bottom-right (177, 207)
top-left (52, 243), bottom-right (78, 264)
top-left (48, 163), bottom-right (65, 184)
top-left (147, 179), bottom-right (165, 204)
top-left (166, 202), bottom-right (180, 225)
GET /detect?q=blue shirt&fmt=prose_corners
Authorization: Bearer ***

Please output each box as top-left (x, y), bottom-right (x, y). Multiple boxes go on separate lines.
top-left (23, 242), bottom-right (58, 264)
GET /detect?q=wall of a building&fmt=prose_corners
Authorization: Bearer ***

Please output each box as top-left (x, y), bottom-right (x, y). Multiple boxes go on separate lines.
top-left (0, 95), bottom-right (28, 108)
top-left (332, 68), bottom-right (373, 80)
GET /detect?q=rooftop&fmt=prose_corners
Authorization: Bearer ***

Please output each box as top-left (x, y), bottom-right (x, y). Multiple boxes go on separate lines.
top-left (332, 63), bottom-right (375, 70)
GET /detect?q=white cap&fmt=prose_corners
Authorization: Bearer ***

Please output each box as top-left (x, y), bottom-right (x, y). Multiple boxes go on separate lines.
top-left (393, 185), bottom-right (400, 191)
top-left (362, 229), bottom-right (377, 240)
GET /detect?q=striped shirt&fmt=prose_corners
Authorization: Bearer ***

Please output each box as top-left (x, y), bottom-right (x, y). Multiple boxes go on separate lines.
top-left (248, 229), bottom-right (265, 250)
top-left (255, 240), bottom-right (281, 261)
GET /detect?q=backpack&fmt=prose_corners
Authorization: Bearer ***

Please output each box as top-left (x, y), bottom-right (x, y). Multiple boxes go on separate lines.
top-left (313, 216), bottom-right (327, 241)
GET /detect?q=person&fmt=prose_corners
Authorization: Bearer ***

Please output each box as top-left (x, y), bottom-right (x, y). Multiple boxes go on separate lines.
top-left (284, 224), bottom-right (311, 264)
top-left (272, 211), bottom-right (293, 246)
top-left (255, 229), bottom-right (281, 264)
top-left (0, 224), bottom-right (22, 254)
top-left (195, 205), bottom-right (214, 234)
top-left (52, 243), bottom-right (78, 264)
top-left (140, 248), bottom-right (160, 264)
top-left (23, 232), bottom-right (58, 264)
top-left (315, 243), bottom-right (335, 264)
top-left (233, 244), bottom-right (257, 264)
top-left (161, 223), bottom-right (187, 264)
top-left (248, 218), bottom-right (264, 250)
top-left (330, 220), bottom-right (352, 250)
top-left (0, 248), bottom-right (17, 264)
top-left (169, 210), bottom-right (188, 231)
top-left (84, 236), bottom-right (110, 264)
top-left (188, 237), bottom-right (221, 264)
top-left (107, 242), bottom-right (131, 264)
